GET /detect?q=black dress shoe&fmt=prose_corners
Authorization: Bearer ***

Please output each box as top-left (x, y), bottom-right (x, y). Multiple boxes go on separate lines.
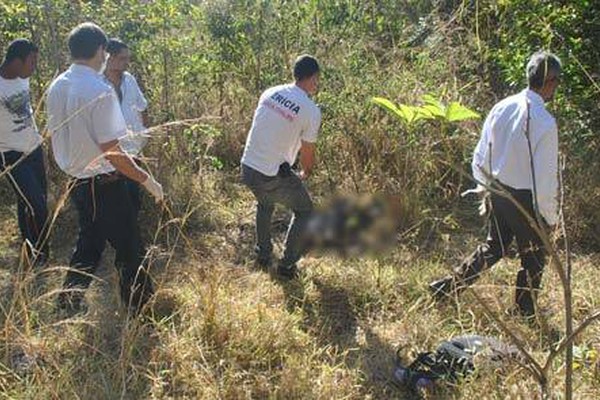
top-left (256, 254), bottom-right (272, 269)
top-left (428, 277), bottom-right (456, 300)
top-left (277, 263), bottom-right (298, 280)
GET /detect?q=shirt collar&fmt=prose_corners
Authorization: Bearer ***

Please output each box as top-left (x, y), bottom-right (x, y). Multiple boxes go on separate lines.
top-left (69, 63), bottom-right (101, 77)
top-left (524, 88), bottom-right (545, 108)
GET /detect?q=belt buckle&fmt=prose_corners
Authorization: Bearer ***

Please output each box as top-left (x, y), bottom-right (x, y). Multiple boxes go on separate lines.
top-left (96, 172), bottom-right (115, 185)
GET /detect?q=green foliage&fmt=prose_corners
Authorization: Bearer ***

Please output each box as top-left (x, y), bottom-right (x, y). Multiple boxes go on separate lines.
top-left (473, 0), bottom-right (600, 247)
top-left (477, 0), bottom-right (600, 153)
top-left (371, 95), bottom-right (480, 126)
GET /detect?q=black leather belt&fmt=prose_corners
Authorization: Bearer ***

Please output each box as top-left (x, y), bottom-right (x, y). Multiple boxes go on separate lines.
top-left (77, 171), bottom-right (123, 185)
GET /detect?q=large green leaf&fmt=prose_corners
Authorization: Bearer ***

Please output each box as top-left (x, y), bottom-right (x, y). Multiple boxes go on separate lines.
top-left (372, 97), bottom-right (410, 124)
top-left (421, 104), bottom-right (446, 118)
top-left (445, 102), bottom-right (481, 122)
top-left (398, 104), bottom-right (417, 124)
top-left (412, 106), bottom-right (436, 122)
top-left (422, 94), bottom-right (445, 109)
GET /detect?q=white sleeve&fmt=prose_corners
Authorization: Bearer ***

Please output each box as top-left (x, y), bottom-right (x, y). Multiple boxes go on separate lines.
top-left (131, 75), bottom-right (148, 111)
top-left (90, 89), bottom-right (127, 144)
top-left (534, 121), bottom-right (559, 226)
top-left (301, 106), bottom-right (321, 143)
top-left (46, 85), bottom-right (60, 132)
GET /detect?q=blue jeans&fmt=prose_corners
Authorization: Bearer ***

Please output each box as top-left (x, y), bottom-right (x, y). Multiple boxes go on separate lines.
top-left (241, 164), bottom-right (313, 267)
top-left (0, 147), bottom-right (49, 260)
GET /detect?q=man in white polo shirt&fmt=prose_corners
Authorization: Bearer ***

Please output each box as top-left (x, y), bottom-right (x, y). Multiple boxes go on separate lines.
top-left (0, 39), bottom-right (49, 267)
top-left (241, 54), bottom-right (322, 279)
top-left (47, 23), bottom-right (164, 315)
top-left (429, 51), bottom-right (561, 318)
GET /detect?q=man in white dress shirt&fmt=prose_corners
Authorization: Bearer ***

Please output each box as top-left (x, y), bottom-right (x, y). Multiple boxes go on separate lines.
top-left (105, 38), bottom-right (149, 214)
top-left (241, 55), bottom-right (322, 279)
top-left (47, 23), bottom-right (164, 315)
top-left (429, 51), bottom-right (561, 317)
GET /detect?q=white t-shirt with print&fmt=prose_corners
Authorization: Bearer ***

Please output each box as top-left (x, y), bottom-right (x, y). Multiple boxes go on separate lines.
top-left (0, 76), bottom-right (42, 153)
top-left (117, 72), bottom-right (148, 156)
top-left (241, 83), bottom-right (321, 176)
top-left (47, 64), bottom-right (127, 179)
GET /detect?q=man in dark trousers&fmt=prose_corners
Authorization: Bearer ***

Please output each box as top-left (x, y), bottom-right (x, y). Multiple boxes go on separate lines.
top-left (241, 55), bottom-right (322, 279)
top-left (429, 51), bottom-right (561, 317)
top-left (47, 23), bottom-right (164, 315)
top-left (0, 39), bottom-right (49, 267)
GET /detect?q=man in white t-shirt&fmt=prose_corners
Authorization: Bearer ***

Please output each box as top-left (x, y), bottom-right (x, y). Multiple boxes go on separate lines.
top-left (105, 38), bottom-right (149, 215)
top-left (47, 23), bottom-right (164, 316)
top-left (241, 54), bottom-right (322, 279)
top-left (0, 39), bottom-right (49, 266)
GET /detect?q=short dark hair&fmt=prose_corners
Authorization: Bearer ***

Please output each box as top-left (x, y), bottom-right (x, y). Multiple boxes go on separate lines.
top-left (526, 51), bottom-right (562, 89)
top-left (293, 54), bottom-right (320, 81)
top-left (106, 38), bottom-right (128, 56)
top-left (3, 39), bottom-right (38, 64)
top-left (68, 22), bottom-right (108, 60)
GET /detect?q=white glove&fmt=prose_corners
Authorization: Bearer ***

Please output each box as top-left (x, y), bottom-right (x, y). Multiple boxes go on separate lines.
top-left (461, 184), bottom-right (489, 216)
top-left (141, 176), bottom-right (164, 203)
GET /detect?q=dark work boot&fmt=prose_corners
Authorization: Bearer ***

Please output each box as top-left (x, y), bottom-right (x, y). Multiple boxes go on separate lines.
top-left (277, 262), bottom-right (298, 280)
top-left (254, 245), bottom-right (272, 270)
top-left (429, 276), bottom-right (457, 301)
top-left (515, 269), bottom-right (538, 318)
top-left (256, 253), bottom-right (272, 270)
top-left (120, 268), bottom-right (155, 316)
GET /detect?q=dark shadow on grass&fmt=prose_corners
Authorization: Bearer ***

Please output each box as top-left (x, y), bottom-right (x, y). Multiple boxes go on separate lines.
top-left (233, 208), bottom-right (291, 267)
top-left (75, 313), bottom-right (159, 398)
top-left (314, 279), bottom-right (414, 398)
top-left (269, 268), bottom-right (308, 315)
top-left (272, 276), bottom-right (411, 399)
top-left (68, 265), bottom-right (168, 398)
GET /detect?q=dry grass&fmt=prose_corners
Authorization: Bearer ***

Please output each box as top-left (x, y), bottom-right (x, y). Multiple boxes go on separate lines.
top-left (0, 166), bottom-right (599, 400)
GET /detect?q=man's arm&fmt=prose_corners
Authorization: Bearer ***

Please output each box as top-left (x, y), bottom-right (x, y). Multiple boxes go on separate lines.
top-left (99, 139), bottom-right (148, 183)
top-left (298, 105), bottom-right (321, 179)
top-left (534, 123), bottom-right (559, 227)
top-left (141, 111), bottom-right (149, 128)
top-left (100, 139), bottom-right (164, 202)
top-left (132, 75), bottom-right (150, 129)
top-left (471, 110), bottom-right (495, 185)
top-left (298, 140), bottom-right (316, 179)
top-left (91, 87), bottom-right (163, 202)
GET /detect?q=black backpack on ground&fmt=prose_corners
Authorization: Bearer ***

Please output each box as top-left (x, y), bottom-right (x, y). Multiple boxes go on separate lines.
top-left (393, 335), bottom-right (520, 393)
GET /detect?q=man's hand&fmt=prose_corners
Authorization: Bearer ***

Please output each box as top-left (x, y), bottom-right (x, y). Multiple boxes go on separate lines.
top-left (461, 184), bottom-right (488, 216)
top-left (298, 170), bottom-right (309, 180)
top-left (142, 176), bottom-right (164, 203)
top-left (100, 139), bottom-right (147, 183)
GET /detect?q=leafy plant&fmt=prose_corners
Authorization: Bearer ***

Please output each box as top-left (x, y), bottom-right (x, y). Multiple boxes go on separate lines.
top-left (371, 94), bottom-right (480, 126)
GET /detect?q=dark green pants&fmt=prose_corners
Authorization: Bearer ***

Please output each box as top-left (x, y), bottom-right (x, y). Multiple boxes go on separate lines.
top-left (241, 164), bottom-right (313, 267)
